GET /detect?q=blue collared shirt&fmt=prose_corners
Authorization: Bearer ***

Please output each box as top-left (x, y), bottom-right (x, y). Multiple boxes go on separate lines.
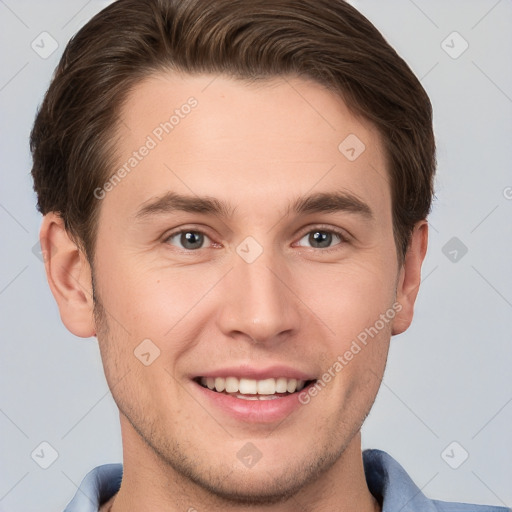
top-left (63, 449), bottom-right (510, 511)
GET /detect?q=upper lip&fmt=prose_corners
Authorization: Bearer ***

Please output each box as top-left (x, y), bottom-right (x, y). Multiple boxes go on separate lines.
top-left (193, 364), bottom-right (316, 381)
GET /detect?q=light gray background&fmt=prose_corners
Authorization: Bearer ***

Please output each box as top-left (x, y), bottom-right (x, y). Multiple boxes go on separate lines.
top-left (0, 0), bottom-right (511, 510)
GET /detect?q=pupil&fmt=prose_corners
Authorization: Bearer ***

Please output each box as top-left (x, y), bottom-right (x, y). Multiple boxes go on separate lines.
top-left (310, 231), bottom-right (331, 248)
top-left (181, 231), bottom-right (203, 249)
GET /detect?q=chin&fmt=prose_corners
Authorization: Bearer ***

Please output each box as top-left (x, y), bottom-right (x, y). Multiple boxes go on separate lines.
top-left (185, 466), bottom-right (312, 506)
top-left (159, 438), bottom-right (343, 507)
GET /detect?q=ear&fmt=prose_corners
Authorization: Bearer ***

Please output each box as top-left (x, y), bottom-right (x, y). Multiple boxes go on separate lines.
top-left (39, 213), bottom-right (96, 338)
top-left (392, 220), bottom-right (428, 335)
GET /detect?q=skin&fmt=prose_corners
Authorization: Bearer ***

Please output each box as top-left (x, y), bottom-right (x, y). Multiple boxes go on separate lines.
top-left (41, 73), bottom-right (428, 511)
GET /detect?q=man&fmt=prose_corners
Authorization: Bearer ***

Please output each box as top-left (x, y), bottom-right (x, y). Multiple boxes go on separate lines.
top-left (30, 0), bottom-right (509, 511)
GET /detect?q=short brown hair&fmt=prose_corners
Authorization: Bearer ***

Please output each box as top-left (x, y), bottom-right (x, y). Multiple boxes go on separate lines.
top-left (30, 0), bottom-right (435, 263)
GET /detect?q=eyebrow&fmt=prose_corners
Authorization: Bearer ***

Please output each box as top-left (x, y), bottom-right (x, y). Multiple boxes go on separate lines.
top-left (134, 190), bottom-right (373, 221)
top-left (291, 191), bottom-right (373, 219)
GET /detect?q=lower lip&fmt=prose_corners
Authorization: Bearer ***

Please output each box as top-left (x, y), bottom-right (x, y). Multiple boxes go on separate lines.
top-left (193, 381), bottom-right (312, 423)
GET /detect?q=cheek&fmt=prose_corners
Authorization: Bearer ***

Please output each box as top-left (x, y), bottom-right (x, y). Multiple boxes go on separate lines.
top-left (292, 258), bottom-right (396, 407)
top-left (296, 259), bottom-right (397, 339)
top-left (96, 251), bottom-right (217, 338)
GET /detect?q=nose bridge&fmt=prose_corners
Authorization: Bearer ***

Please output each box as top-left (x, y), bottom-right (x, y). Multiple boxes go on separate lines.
top-left (216, 240), bottom-right (299, 343)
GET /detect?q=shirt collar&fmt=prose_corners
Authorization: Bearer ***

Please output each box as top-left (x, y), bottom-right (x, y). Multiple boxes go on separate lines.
top-left (363, 449), bottom-right (438, 512)
top-left (63, 463), bottom-right (122, 512)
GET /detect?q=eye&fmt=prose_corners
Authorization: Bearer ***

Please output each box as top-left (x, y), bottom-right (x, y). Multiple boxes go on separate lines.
top-left (296, 228), bottom-right (345, 250)
top-left (165, 230), bottom-right (213, 250)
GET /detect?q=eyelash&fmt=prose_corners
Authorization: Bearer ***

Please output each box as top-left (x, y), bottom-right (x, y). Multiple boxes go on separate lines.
top-left (164, 225), bottom-right (349, 253)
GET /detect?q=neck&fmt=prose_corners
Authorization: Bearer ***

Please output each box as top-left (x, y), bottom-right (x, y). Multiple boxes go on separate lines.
top-left (109, 417), bottom-right (380, 512)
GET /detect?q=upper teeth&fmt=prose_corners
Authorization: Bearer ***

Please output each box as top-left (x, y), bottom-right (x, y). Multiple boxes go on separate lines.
top-left (200, 376), bottom-right (306, 395)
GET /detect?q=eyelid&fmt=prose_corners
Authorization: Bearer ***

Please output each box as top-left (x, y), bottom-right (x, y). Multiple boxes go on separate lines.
top-left (296, 224), bottom-right (350, 240)
top-left (163, 225), bottom-right (218, 250)
top-left (294, 224), bottom-right (349, 251)
top-left (163, 224), bottom-right (350, 252)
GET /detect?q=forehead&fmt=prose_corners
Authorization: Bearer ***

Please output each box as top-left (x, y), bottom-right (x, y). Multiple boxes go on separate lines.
top-left (103, 72), bottom-right (390, 222)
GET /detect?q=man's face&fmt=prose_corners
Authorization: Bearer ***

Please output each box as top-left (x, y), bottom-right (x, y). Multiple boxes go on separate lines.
top-left (92, 73), bottom-right (403, 502)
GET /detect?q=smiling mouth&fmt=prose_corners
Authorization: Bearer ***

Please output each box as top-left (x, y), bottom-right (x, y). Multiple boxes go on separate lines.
top-left (194, 376), bottom-right (317, 400)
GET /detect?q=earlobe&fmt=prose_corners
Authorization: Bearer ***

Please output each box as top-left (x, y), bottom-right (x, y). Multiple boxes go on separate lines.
top-left (392, 221), bottom-right (429, 336)
top-left (40, 213), bottom-right (96, 338)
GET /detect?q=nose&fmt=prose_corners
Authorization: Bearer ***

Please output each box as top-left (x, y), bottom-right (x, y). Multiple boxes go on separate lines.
top-left (215, 242), bottom-right (302, 346)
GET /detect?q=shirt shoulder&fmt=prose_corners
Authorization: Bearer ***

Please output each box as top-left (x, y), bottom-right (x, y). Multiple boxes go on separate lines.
top-left (431, 499), bottom-right (511, 512)
top-left (63, 463), bottom-right (123, 512)
top-left (362, 449), bottom-right (510, 512)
